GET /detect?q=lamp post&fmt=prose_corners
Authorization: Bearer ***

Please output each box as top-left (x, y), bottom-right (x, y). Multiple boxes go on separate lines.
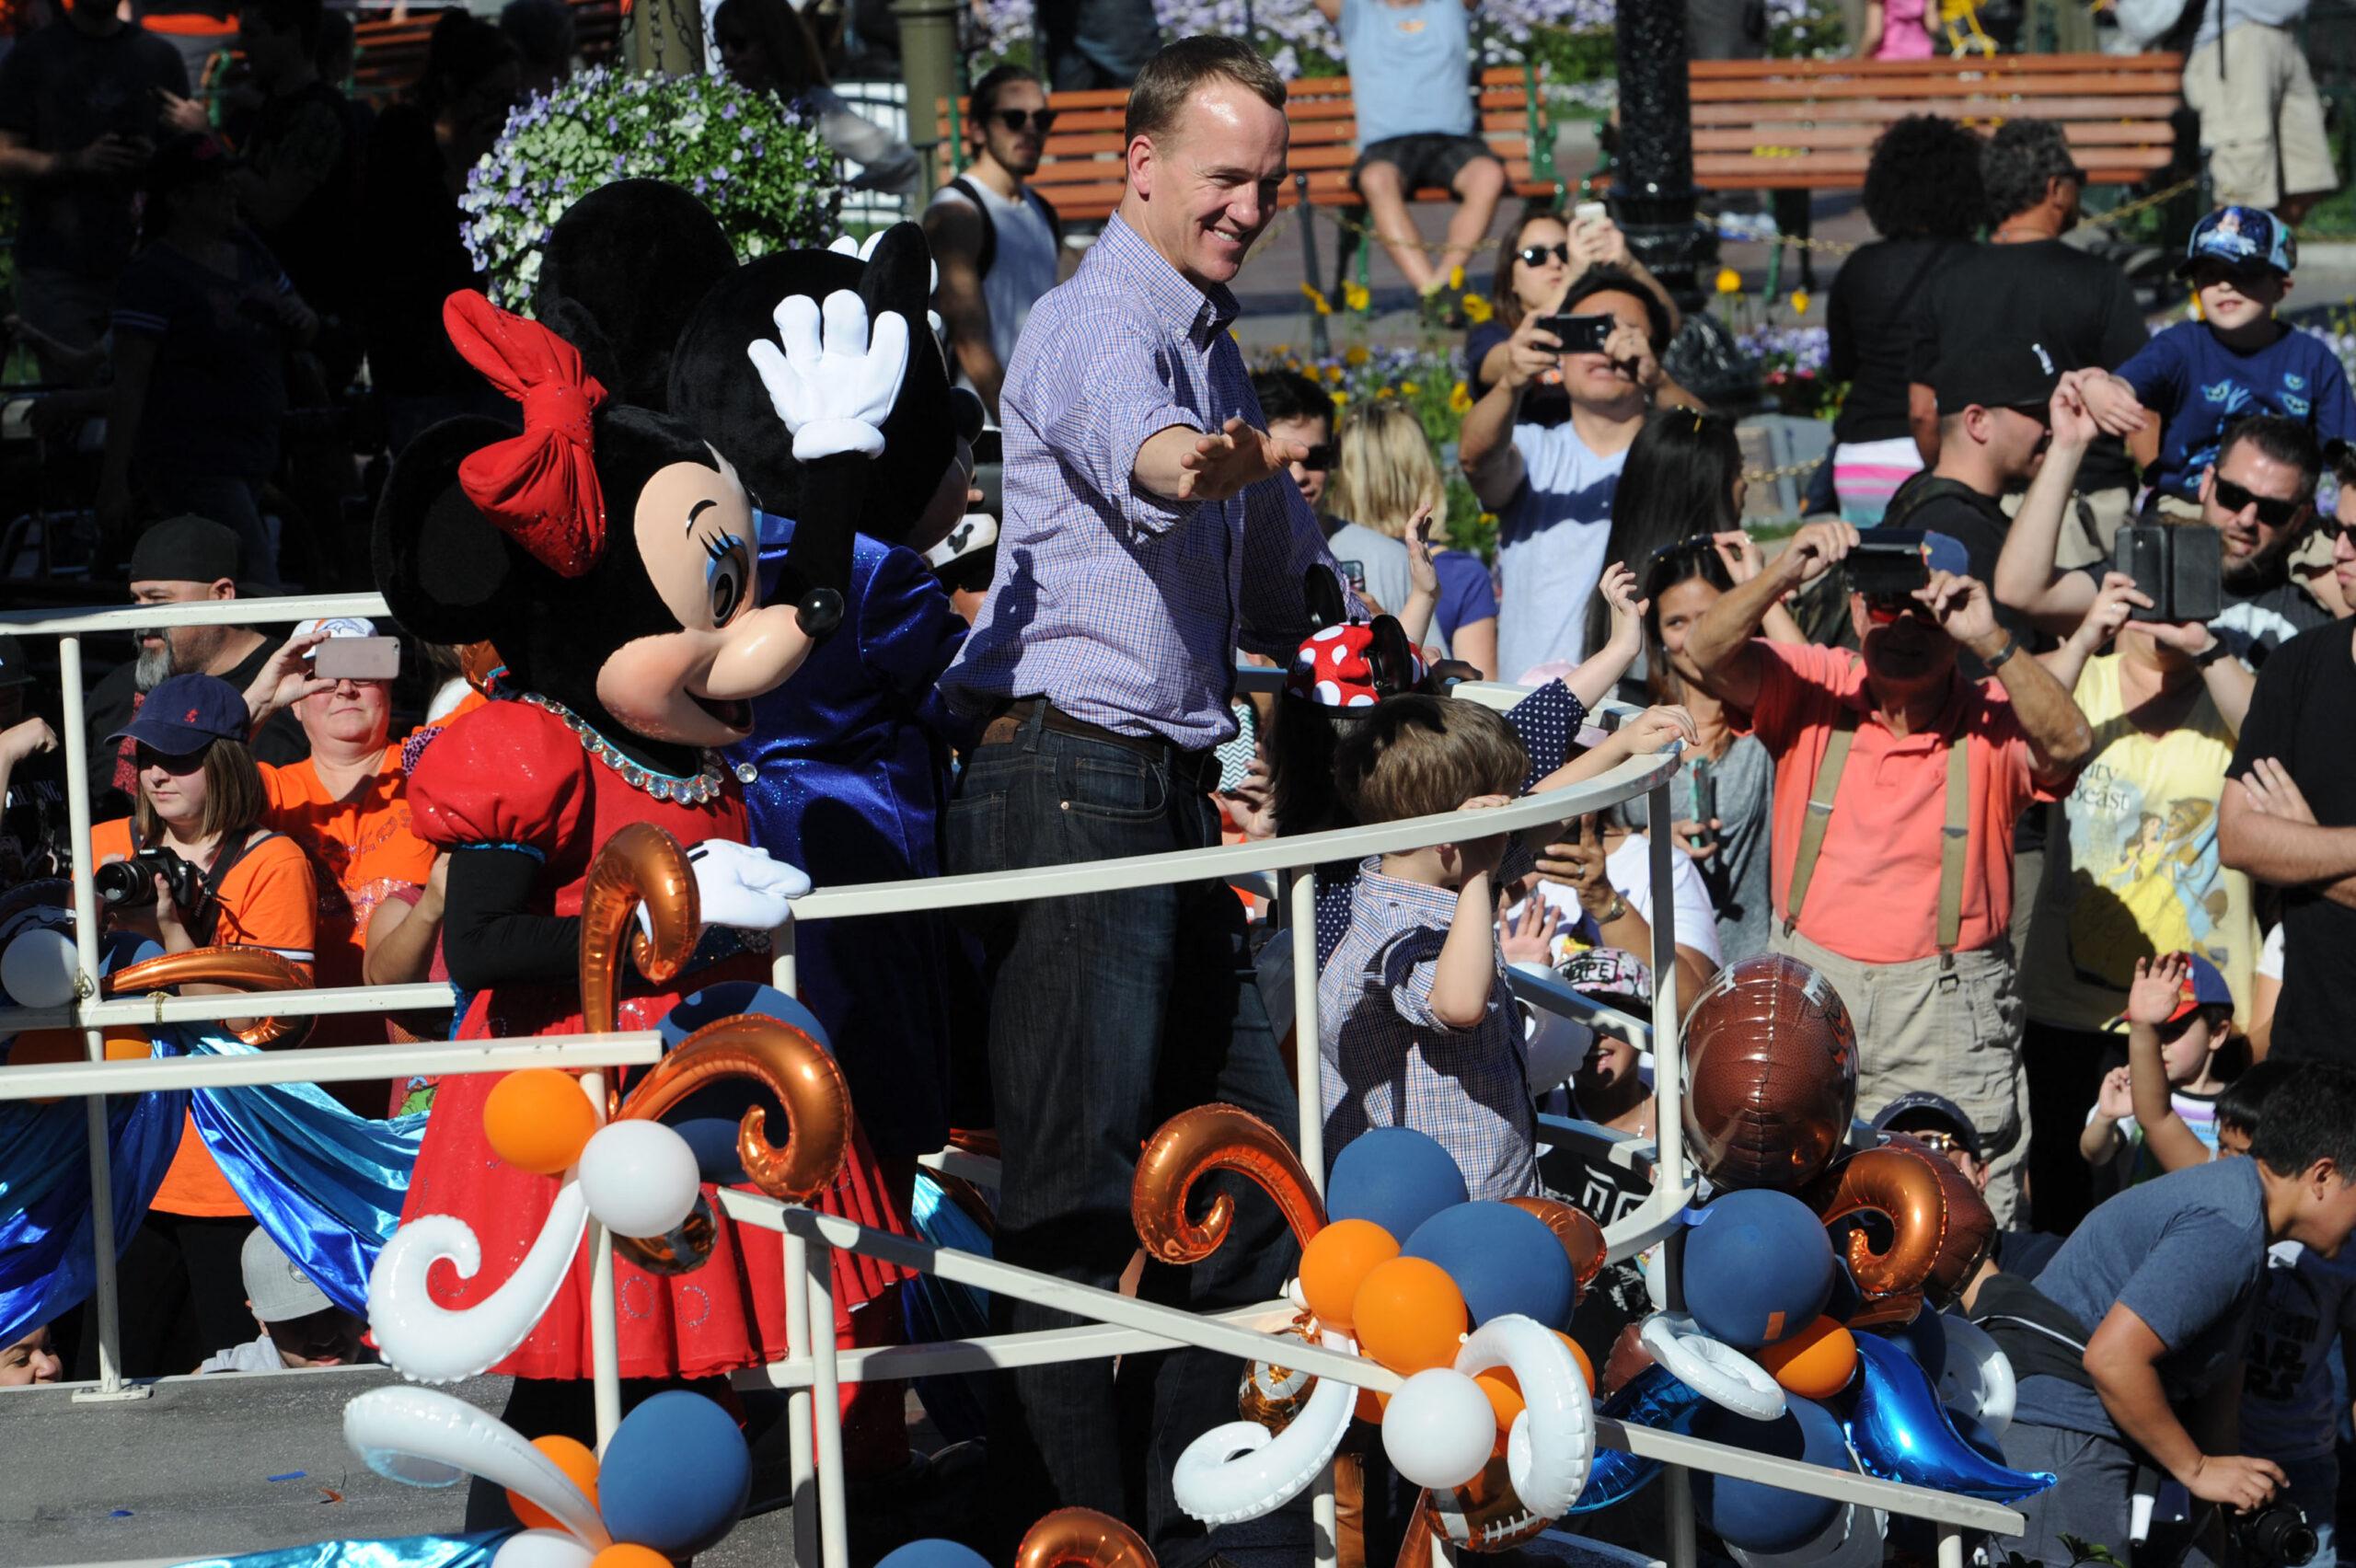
top-left (895, 0), bottom-right (964, 199)
top-left (1609, 0), bottom-right (1756, 408)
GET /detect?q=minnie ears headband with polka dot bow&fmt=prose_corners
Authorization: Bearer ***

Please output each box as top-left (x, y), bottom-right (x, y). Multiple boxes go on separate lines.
top-left (1284, 619), bottom-right (1426, 709)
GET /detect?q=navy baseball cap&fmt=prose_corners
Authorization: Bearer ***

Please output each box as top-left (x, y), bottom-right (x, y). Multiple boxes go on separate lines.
top-left (1871, 1090), bottom-right (1982, 1159)
top-left (2179, 205), bottom-right (2296, 279)
top-left (108, 673), bottom-right (248, 757)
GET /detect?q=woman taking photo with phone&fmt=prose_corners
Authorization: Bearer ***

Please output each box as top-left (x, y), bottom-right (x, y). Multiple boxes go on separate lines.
top-left (87, 672), bottom-right (319, 1377)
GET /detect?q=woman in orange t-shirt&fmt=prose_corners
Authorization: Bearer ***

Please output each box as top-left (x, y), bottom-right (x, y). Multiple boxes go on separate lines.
top-left (93, 672), bottom-right (318, 1375)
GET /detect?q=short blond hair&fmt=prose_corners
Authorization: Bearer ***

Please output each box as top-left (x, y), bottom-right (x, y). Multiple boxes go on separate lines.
top-left (1336, 695), bottom-right (1527, 824)
top-left (1326, 399), bottom-right (1447, 541)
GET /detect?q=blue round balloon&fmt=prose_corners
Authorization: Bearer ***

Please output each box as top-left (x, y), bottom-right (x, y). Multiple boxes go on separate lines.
top-left (598, 1390), bottom-right (753, 1555)
top-left (1681, 1189), bottom-right (1836, 1349)
top-left (875, 1544), bottom-right (992, 1568)
top-left (1822, 1256), bottom-right (1862, 1324)
top-left (1402, 1202), bottom-right (1576, 1329)
top-left (1893, 1306), bottom-right (1948, 1383)
top-left (1328, 1127), bottom-right (1469, 1241)
top-left (1692, 1395), bottom-right (1849, 1552)
top-left (657, 984), bottom-right (834, 1181)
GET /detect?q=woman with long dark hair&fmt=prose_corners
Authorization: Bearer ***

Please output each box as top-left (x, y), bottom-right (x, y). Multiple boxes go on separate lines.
top-left (1826, 114), bottom-right (1986, 523)
top-left (713, 0), bottom-right (918, 192)
top-left (1579, 406), bottom-right (1745, 679)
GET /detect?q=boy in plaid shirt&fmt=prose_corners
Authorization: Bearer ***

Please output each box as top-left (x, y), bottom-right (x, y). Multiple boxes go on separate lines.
top-left (1320, 695), bottom-right (1536, 1199)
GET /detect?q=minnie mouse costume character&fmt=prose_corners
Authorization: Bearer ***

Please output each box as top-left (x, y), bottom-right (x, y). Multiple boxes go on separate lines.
top-left (374, 276), bottom-right (915, 1400)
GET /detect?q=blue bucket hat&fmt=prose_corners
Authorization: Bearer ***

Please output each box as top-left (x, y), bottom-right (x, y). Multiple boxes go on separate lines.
top-left (2179, 205), bottom-right (2296, 279)
top-left (107, 673), bottom-right (248, 758)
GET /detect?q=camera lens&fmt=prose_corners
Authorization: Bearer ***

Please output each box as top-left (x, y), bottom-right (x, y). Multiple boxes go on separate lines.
top-left (2236, 1504), bottom-right (2317, 1568)
top-left (91, 858), bottom-right (158, 908)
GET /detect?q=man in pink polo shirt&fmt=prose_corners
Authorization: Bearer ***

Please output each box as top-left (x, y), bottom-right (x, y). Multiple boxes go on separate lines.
top-left (1688, 520), bottom-right (2095, 1222)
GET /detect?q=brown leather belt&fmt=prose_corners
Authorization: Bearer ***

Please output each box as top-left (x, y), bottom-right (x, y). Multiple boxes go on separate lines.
top-left (980, 697), bottom-right (1223, 795)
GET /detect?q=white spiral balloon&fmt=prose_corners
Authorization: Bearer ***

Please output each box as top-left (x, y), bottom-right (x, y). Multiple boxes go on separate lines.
top-left (344, 1386), bottom-right (612, 1551)
top-left (1451, 1314), bottom-right (1596, 1519)
top-left (1639, 1311), bottom-right (1786, 1422)
top-left (1935, 1311), bottom-right (2017, 1438)
top-left (1172, 1331), bottom-right (1357, 1526)
top-left (366, 1181), bottom-right (590, 1384)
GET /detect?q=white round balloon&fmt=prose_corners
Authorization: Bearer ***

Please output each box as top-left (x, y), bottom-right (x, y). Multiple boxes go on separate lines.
top-left (2, 927), bottom-right (77, 1009)
top-left (577, 1120), bottom-right (701, 1239)
top-left (492, 1530), bottom-right (598, 1568)
top-left (1380, 1368), bottom-right (1496, 1491)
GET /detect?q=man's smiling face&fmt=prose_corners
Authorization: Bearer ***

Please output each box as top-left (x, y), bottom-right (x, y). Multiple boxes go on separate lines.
top-left (1129, 79), bottom-right (1288, 289)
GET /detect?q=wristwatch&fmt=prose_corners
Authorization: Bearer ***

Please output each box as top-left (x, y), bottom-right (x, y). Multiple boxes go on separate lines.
top-left (2192, 636), bottom-right (2231, 669)
top-left (1595, 893), bottom-right (1629, 925)
top-left (1981, 633), bottom-right (2022, 672)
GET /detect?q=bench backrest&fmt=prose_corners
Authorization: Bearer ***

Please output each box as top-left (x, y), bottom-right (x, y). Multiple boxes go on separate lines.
top-left (348, 0), bottom-right (625, 100)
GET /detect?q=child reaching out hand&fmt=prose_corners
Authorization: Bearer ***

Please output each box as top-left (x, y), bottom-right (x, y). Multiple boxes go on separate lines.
top-left (2080, 951), bottom-right (2244, 1185)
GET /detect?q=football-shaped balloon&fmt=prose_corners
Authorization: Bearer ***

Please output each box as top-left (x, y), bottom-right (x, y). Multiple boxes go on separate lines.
top-left (1681, 956), bottom-right (1857, 1192)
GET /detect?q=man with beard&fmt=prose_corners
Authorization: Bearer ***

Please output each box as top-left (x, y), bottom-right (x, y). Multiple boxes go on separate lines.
top-left (83, 514), bottom-right (306, 818)
top-left (924, 64), bottom-right (1071, 423)
top-left (1687, 519), bottom-right (2095, 1224)
top-left (1996, 408), bottom-right (2329, 672)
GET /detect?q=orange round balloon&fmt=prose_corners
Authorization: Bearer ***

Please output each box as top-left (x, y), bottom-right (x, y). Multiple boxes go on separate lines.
top-left (1299, 1218), bottom-right (1400, 1332)
top-left (1555, 1331), bottom-right (1596, 1394)
top-left (483, 1068), bottom-right (598, 1175)
top-left (1356, 1388), bottom-right (1390, 1424)
top-left (589, 1548), bottom-right (670, 1568)
top-left (505, 1435), bottom-right (600, 1531)
top-left (1352, 1256), bottom-right (1468, 1375)
top-left (7, 1027), bottom-right (152, 1102)
top-left (1474, 1367), bottom-right (1525, 1454)
top-left (1755, 1315), bottom-right (1856, 1401)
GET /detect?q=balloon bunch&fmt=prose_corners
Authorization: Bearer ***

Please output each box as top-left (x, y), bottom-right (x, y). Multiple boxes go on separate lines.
top-left (368, 824), bottom-right (853, 1385)
top-left (344, 1385), bottom-right (754, 1568)
top-left (1129, 1110), bottom-right (1602, 1544)
top-left (877, 1506), bottom-right (1154, 1568)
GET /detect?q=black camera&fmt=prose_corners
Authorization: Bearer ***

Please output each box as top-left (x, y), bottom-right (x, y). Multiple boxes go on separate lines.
top-left (92, 849), bottom-right (205, 913)
top-left (1536, 313), bottom-right (1614, 353)
top-left (1846, 531), bottom-right (1935, 601)
top-left (2232, 1503), bottom-right (2317, 1567)
top-left (2114, 522), bottom-right (2223, 624)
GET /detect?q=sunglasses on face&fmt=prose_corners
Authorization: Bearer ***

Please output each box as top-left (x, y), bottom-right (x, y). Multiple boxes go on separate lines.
top-left (1518, 242), bottom-right (1571, 268)
top-left (134, 744), bottom-right (206, 775)
top-left (2213, 476), bottom-right (2304, 529)
top-left (994, 109), bottom-right (1057, 133)
top-left (1298, 444), bottom-right (1335, 472)
top-left (1864, 595), bottom-right (1927, 626)
top-left (1900, 1128), bottom-right (1969, 1156)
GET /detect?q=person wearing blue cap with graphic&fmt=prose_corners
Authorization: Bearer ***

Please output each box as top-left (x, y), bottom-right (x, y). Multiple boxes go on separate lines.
top-left (2077, 207), bottom-right (2356, 524)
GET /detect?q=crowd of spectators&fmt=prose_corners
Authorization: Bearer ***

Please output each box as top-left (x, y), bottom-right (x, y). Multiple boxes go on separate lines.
top-left (6, 8), bottom-right (2356, 1565)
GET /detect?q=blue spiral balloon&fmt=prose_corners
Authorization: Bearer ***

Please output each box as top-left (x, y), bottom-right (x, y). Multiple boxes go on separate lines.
top-left (1565, 1365), bottom-right (1708, 1514)
top-left (1846, 1332), bottom-right (2053, 1503)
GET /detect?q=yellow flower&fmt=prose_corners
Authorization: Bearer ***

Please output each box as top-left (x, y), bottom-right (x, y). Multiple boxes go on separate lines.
top-left (1449, 265), bottom-right (1466, 292)
top-left (1343, 281), bottom-right (1371, 313)
top-left (1401, 381), bottom-right (1420, 396)
top-left (1449, 381), bottom-right (1472, 413)
top-left (1715, 268), bottom-right (1742, 295)
top-left (1460, 293), bottom-right (1494, 325)
top-left (1790, 289), bottom-right (1811, 316)
top-left (1376, 386), bottom-right (1395, 398)
top-left (1345, 344), bottom-right (1370, 367)
top-left (1300, 282), bottom-right (1333, 316)
top-left (1331, 390), bottom-right (1350, 406)
top-left (1325, 364), bottom-right (1345, 384)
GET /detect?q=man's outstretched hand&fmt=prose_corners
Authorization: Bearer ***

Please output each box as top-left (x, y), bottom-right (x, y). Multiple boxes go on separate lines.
top-left (1177, 417), bottom-right (1304, 502)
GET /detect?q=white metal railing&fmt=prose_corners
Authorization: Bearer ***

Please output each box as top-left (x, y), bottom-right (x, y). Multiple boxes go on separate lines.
top-left (1, 591), bottom-right (2014, 1568)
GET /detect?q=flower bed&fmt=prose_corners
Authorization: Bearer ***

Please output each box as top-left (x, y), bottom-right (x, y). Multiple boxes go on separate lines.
top-left (461, 66), bottom-right (841, 310)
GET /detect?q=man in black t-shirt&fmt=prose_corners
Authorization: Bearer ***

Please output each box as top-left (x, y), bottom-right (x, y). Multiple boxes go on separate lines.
top-left (0, 0), bottom-right (190, 385)
top-left (1909, 120), bottom-right (2149, 570)
top-left (2223, 617), bottom-right (2356, 1066)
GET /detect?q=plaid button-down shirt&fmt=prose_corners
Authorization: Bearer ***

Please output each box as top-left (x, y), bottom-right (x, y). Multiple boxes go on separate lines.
top-left (940, 213), bottom-right (1350, 749)
top-left (1319, 857), bottom-right (1536, 1202)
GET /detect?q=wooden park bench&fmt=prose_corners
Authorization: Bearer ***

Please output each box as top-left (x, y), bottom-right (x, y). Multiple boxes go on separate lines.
top-left (940, 63), bottom-right (1562, 294)
top-left (347, 0), bottom-right (625, 100)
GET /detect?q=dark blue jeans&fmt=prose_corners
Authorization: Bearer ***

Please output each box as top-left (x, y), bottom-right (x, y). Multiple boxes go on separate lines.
top-left (947, 704), bottom-right (1302, 1566)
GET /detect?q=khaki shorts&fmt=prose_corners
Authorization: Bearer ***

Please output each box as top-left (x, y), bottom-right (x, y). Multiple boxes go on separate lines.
top-left (1771, 927), bottom-right (2030, 1228)
top-left (2183, 22), bottom-right (2339, 209)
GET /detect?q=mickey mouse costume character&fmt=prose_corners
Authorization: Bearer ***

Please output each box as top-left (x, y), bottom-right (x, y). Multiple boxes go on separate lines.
top-left (373, 259), bottom-right (916, 1476)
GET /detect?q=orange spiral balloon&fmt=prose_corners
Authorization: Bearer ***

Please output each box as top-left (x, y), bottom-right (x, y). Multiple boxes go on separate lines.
top-left (458, 640), bottom-right (505, 695)
top-left (612, 1010), bottom-right (850, 1206)
top-left (1505, 1195), bottom-right (1608, 1287)
top-left (1435, 1451), bottom-right (1551, 1554)
top-left (1807, 1140), bottom-right (1978, 1321)
top-left (1016, 1507), bottom-right (1157, 1568)
top-left (105, 945), bottom-right (316, 1048)
top-left (1883, 1132), bottom-right (1997, 1308)
top-left (1131, 1103), bottom-right (1327, 1265)
top-left (578, 823), bottom-right (700, 1039)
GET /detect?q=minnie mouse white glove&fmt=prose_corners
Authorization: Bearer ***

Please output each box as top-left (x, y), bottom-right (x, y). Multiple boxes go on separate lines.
top-left (746, 289), bottom-right (908, 461)
top-left (636, 839), bottom-right (811, 938)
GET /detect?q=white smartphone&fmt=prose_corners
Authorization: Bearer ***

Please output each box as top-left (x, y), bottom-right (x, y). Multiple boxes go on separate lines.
top-left (1573, 200), bottom-right (1609, 226)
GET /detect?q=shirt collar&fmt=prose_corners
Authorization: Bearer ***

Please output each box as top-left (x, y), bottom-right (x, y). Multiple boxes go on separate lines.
top-left (1102, 213), bottom-right (1240, 346)
top-left (1355, 856), bottom-right (1467, 924)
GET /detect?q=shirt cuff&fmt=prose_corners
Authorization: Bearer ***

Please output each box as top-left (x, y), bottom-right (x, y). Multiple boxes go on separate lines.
top-left (1117, 407), bottom-right (1205, 534)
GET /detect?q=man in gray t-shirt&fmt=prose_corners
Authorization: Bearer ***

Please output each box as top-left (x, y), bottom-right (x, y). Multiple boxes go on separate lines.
top-left (1993, 1069), bottom-right (2356, 1566)
top-left (1253, 369), bottom-right (1417, 626)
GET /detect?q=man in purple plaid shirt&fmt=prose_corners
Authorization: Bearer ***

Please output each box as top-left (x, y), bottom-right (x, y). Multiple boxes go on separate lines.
top-left (937, 35), bottom-right (1354, 1564)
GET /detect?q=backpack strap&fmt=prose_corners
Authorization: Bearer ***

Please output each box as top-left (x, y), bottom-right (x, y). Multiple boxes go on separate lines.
top-left (1782, 706), bottom-right (1858, 937)
top-left (1028, 187), bottom-right (1064, 252)
top-left (947, 176), bottom-right (997, 279)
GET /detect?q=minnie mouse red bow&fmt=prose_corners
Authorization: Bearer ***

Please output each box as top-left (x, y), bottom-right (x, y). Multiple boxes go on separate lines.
top-left (1285, 622), bottom-right (1426, 709)
top-left (443, 290), bottom-right (609, 578)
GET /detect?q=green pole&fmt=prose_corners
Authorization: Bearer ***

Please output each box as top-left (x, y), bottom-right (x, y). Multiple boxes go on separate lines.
top-left (895, 0), bottom-right (963, 200)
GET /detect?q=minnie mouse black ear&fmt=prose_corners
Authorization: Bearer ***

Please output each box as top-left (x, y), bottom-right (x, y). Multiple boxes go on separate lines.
top-left (371, 415), bottom-right (524, 646)
top-left (950, 386), bottom-right (986, 445)
top-left (1366, 615), bottom-right (1418, 698)
top-left (1303, 564), bottom-right (1347, 632)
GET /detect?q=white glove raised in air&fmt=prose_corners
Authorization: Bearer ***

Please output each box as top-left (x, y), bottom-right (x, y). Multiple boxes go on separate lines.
top-left (637, 838), bottom-right (811, 938)
top-left (746, 289), bottom-right (908, 462)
